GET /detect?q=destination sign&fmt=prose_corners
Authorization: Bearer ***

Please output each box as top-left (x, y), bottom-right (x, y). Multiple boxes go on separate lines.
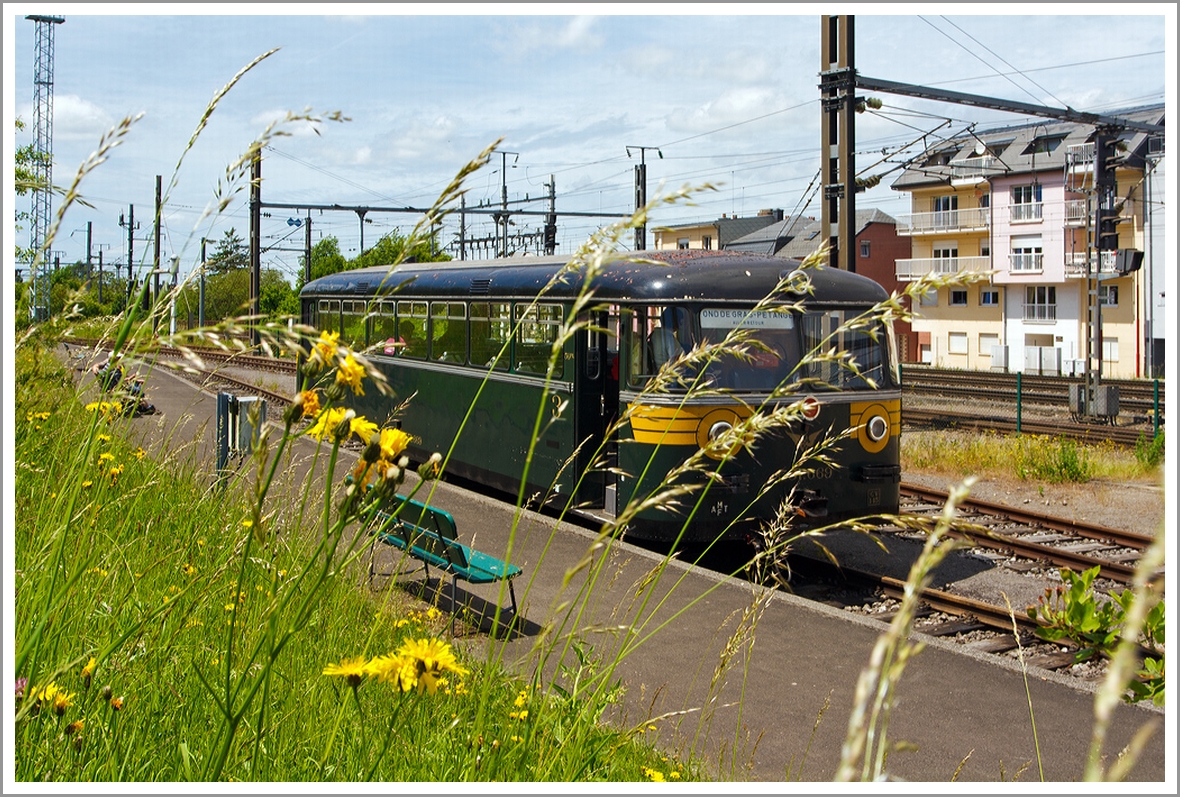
top-left (699, 308), bottom-right (795, 330)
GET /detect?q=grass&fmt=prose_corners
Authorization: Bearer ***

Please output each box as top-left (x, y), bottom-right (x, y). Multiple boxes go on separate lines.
top-left (12, 48), bottom-right (1166, 783)
top-left (901, 429), bottom-right (1161, 484)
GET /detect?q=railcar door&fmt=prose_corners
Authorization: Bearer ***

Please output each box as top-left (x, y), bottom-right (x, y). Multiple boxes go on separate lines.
top-left (571, 309), bottom-right (613, 508)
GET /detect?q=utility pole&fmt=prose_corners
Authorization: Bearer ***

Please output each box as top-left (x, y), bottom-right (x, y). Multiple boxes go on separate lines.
top-left (199, 237), bottom-right (207, 328)
top-left (304, 211), bottom-right (312, 284)
top-left (820, 15), bottom-right (858, 273)
top-left (627, 146), bottom-right (661, 251)
top-left (249, 150), bottom-right (262, 347)
top-left (544, 175), bottom-right (557, 256)
top-left (95, 244), bottom-right (110, 304)
top-left (459, 195), bottom-right (467, 261)
top-left (119, 205), bottom-right (138, 305)
top-left (25, 14), bottom-right (64, 321)
top-left (497, 151), bottom-right (518, 257)
top-left (153, 174), bottom-right (162, 326)
top-left (85, 221), bottom-right (92, 278)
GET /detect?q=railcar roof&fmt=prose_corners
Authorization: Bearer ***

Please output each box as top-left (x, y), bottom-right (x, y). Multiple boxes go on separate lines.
top-left (299, 249), bottom-right (889, 305)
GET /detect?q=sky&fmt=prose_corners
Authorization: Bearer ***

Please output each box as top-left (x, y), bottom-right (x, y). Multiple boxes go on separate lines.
top-left (5, 4), bottom-right (1175, 286)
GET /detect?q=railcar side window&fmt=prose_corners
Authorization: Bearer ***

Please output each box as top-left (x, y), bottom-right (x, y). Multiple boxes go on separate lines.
top-left (318, 300), bottom-right (340, 336)
top-left (430, 302), bottom-right (468, 364)
top-left (373, 300), bottom-right (401, 355)
top-left (514, 303), bottom-right (563, 376)
top-left (341, 300), bottom-right (367, 350)
top-left (397, 301), bottom-right (429, 359)
top-left (627, 305), bottom-right (695, 388)
top-left (470, 302), bottom-right (510, 370)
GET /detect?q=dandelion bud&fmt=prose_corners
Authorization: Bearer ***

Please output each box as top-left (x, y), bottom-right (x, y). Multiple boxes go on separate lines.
top-left (283, 395), bottom-right (304, 425)
top-left (66, 719), bottom-right (84, 736)
top-left (362, 437), bottom-right (382, 463)
top-left (110, 696), bottom-right (124, 711)
top-left (100, 685), bottom-right (112, 701)
top-left (333, 409), bottom-right (356, 442)
top-left (72, 733), bottom-right (84, 751)
top-left (324, 382), bottom-right (346, 403)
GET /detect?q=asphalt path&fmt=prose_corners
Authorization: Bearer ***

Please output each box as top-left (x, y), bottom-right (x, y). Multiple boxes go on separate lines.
top-left (68, 346), bottom-right (1171, 785)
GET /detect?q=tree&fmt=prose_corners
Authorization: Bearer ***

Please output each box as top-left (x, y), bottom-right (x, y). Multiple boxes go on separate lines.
top-left (351, 228), bottom-right (449, 271)
top-left (301, 236), bottom-right (347, 286)
top-left (14, 118), bottom-right (44, 265)
top-left (205, 228), bottom-right (249, 276)
top-left (259, 269), bottom-right (298, 318)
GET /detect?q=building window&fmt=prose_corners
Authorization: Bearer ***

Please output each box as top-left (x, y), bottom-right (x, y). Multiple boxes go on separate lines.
top-left (919, 289), bottom-right (938, 307)
top-left (1100, 285), bottom-right (1119, 306)
top-left (677, 238), bottom-right (690, 250)
top-left (933, 194), bottom-right (958, 227)
top-left (702, 235), bottom-right (712, 251)
top-left (1023, 285), bottom-right (1056, 322)
top-left (979, 333), bottom-right (999, 355)
top-left (948, 332), bottom-right (968, 355)
top-left (950, 290), bottom-right (968, 306)
top-left (860, 240), bottom-right (870, 258)
top-left (981, 289), bottom-right (1000, 306)
top-left (1010, 235), bottom-right (1043, 272)
top-left (1011, 184), bottom-right (1043, 221)
top-left (981, 242), bottom-right (990, 257)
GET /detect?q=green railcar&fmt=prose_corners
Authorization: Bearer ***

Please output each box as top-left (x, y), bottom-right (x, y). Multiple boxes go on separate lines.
top-left (299, 250), bottom-right (901, 544)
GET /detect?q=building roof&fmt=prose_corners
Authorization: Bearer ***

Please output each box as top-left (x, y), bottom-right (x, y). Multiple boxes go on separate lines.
top-left (654, 210), bottom-right (784, 246)
top-left (723, 209), bottom-right (897, 258)
top-left (889, 104), bottom-right (1165, 191)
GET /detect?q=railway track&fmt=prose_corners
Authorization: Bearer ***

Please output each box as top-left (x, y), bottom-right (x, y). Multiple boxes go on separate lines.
top-left (85, 342), bottom-right (1161, 684)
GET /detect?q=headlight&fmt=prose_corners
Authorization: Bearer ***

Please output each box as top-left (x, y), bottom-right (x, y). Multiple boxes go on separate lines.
top-left (866, 414), bottom-right (889, 442)
top-left (709, 420), bottom-right (733, 441)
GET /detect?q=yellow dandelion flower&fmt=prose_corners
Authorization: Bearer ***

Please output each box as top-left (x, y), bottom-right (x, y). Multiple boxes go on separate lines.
top-left (109, 696), bottom-right (124, 711)
top-left (66, 719), bottom-right (84, 736)
top-left (514, 689), bottom-right (528, 708)
top-left (335, 353), bottom-right (366, 396)
top-left (96, 434), bottom-right (111, 442)
top-left (643, 768), bottom-right (665, 782)
top-left (51, 688), bottom-right (75, 716)
top-left (669, 771), bottom-right (681, 780)
top-left (322, 656), bottom-right (370, 689)
top-left (379, 428), bottom-right (412, 462)
top-left (306, 406), bottom-right (348, 442)
top-left (98, 452), bottom-right (116, 463)
top-left (350, 415), bottom-right (378, 445)
top-left (224, 603), bottom-right (236, 612)
top-left (81, 657), bottom-right (97, 686)
top-left (181, 563), bottom-right (196, 577)
top-left (299, 389), bottom-right (321, 419)
top-left (313, 330), bottom-right (341, 363)
top-left (81, 480), bottom-right (93, 489)
top-left (133, 447), bottom-right (146, 459)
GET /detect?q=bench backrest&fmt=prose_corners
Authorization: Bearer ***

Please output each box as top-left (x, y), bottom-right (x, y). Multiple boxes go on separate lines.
top-left (389, 495), bottom-right (470, 571)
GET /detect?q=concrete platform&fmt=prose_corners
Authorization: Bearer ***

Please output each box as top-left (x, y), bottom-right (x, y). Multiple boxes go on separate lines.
top-left (78, 348), bottom-right (1173, 784)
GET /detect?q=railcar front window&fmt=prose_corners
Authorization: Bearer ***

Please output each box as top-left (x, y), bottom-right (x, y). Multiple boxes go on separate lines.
top-left (627, 304), bottom-right (696, 388)
top-left (800, 310), bottom-right (895, 390)
top-left (698, 307), bottom-right (802, 392)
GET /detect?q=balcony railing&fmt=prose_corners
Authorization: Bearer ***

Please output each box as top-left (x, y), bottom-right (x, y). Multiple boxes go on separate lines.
top-left (1064, 199), bottom-right (1089, 226)
top-left (1023, 304), bottom-right (1057, 322)
top-left (950, 155), bottom-right (996, 182)
top-left (1065, 250), bottom-right (1119, 277)
top-left (1009, 253), bottom-right (1044, 272)
top-left (896, 206), bottom-right (990, 236)
top-left (1010, 202), bottom-right (1043, 222)
top-left (895, 255), bottom-right (991, 281)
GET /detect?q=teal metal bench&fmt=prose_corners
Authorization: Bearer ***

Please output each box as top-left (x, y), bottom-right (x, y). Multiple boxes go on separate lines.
top-left (369, 494), bottom-right (521, 633)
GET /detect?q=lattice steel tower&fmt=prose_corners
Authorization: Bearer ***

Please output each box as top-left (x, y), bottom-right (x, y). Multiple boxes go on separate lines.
top-left (26, 14), bottom-right (64, 321)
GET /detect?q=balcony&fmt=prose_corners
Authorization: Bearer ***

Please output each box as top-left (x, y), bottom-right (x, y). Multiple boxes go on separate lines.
top-left (950, 155), bottom-right (997, 184)
top-left (1023, 303), bottom-right (1057, 323)
top-left (896, 206), bottom-right (990, 236)
top-left (1064, 199), bottom-right (1089, 226)
top-left (895, 255), bottom-right (991, 281)
top-left (1009, 253), bottom-right (1044, 273)
top-left (1065, 250), bottom-right (1119, 278)
top-left (1010, 202), bottom-right (1043, 222)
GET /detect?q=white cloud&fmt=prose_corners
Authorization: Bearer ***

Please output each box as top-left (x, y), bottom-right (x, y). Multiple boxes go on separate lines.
top-left (495, 16), bottom-right (604, 58)
top-left (26, 95), bottom-right (116, 143)
top-left (665, 86), bottom-right (784, 135)
top-left (249, 110), bottom-right (331, 138)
